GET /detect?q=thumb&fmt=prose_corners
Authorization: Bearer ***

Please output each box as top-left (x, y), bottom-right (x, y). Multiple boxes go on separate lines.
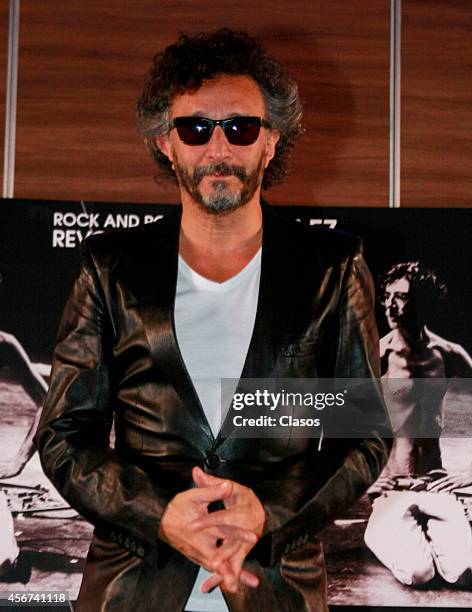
top-left (192, 466), bottom-right (223, 487)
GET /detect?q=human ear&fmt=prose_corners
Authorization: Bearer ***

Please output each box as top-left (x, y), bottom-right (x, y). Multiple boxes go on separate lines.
top-left (264, 129), bottom-right (281, 167)
top-left (154, 134), bottom-right (174, 163)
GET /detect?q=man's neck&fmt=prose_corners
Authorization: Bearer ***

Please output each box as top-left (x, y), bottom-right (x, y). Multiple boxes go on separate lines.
top-left (179, 196), bottom-right (263, 282)
top-left (392, 325), bottom-right (428, 350)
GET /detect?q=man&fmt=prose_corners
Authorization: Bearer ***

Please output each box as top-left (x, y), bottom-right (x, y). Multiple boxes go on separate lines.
top-left (36, 30), bottom-right (390, 611)
top-left (365, 261), bottom-right (472, 587)
top-left (376, 261), bottom-right (472, 475)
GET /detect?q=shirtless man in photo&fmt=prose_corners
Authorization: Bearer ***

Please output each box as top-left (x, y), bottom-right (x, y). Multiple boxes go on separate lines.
top-left (365, 261), bottom-right (472, 587)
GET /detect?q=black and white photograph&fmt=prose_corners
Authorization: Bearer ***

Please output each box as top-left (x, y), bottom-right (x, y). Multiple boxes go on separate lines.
top-left (291, 206), bottom-right (472, 609)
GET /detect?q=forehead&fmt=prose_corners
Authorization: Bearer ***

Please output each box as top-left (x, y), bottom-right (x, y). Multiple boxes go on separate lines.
top-left (385, 278), bottom-right (410, 294)
top-left (170, 74), bottom-right (265, 118)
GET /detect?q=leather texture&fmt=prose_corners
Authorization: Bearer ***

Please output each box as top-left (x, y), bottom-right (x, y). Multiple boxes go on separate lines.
top-left (35, 204), bottom-right (391, 611)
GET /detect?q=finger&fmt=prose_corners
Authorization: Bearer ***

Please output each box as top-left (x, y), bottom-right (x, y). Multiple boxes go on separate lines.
top-left (193, 508), bottom-right (241, 530)
top-left (207, 524), bottom-right (257, 545)
top-left (201, 561), bottom-right (238, 594)
top-left (223, 546), bottom-right (248, 590)
top-left (214, 540), bottom-right (251, 578)
top-left (219, 560), bottom-right (239, 593)
top-left (427, 477), bottom-right (450, 491)
top-left (429, 480), bottom-right (456, 493)
top-left (208, 539), bottom-right (243, 570)
top-left (200, 571), bottom-right (223, 593)
top-left (192, 466), bottom-right (223, 487)
top-left (200, 526), bottom-right (254, 548)
top-left (187, 534), bottom-right (242, 570)
top-left (206, 543), bottom-right (251, 594)
top-left (240, 568), bottom-right (260, 588)
top-left (202, 525), bottom-right (256, 544)
top-left (219, 524), bottom-right (257, 543)
top-left (191, 481), bottom-right (233, 504)
top-left (216, 561), bottom-right (260, 593)
top-left (437, 483), bottom-right (457, 492)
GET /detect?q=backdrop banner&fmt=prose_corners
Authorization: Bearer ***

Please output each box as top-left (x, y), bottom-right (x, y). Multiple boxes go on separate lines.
top-left (0, 198), bottom-right (470, 610)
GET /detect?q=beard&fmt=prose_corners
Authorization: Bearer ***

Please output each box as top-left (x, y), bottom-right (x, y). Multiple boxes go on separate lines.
top-left (173, 157), bottom-right (265, 215)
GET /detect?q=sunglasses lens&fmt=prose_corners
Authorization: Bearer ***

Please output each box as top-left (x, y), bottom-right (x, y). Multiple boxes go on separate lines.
top-left (173, 117), bottom-right (263, 146)
top-left (175, 118), bottom-right (212, 145)
top-left (225, 118), bottom-right (261, 145)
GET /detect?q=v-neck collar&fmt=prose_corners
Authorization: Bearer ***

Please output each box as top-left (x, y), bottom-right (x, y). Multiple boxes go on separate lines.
top-left (178, 247), bottom-right (262, 292)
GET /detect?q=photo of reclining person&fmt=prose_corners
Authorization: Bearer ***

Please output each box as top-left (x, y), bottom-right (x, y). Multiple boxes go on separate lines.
top-left (365, 261), bottom-right (472, 588)
top-left (0, 330), bottom-right (48, 577)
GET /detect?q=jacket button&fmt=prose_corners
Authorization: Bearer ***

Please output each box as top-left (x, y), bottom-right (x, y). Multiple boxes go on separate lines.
top-left (137, 545), bottom-right (146, 558)
top-left (205, 454), bottom-right (221, 469)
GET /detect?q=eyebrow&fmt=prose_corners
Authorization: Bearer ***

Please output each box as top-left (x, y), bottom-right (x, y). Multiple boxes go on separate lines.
top-left (176, 111), bottom-right (255, 118)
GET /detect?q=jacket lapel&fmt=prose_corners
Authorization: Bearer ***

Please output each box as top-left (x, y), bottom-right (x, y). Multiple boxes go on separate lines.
top-left (119, 208), bottom-right (214, 444)
top-left (241, 204), bottom-right (299, 378)
top-left (214, 205), bottom-right (301, 445)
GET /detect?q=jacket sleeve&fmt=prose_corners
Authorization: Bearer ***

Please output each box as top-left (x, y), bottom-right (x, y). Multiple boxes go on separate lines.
top-left (35, 241), bottom-right (175, 553)
top-left (258, 245), bottom-right (392, 564)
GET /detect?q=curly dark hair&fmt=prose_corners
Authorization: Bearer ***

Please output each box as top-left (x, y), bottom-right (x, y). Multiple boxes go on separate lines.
top-left (379, 261), bottom-right (447, 319)
top-left (136, 29), bottom-right (303, 189)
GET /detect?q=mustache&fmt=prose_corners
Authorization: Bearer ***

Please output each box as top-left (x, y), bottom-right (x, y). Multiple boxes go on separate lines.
top-left (193, 163), bottom-right (247, 184)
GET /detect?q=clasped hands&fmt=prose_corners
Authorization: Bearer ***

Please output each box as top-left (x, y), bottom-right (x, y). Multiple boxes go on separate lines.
top-left (159, 466), bottom-right (265, 594)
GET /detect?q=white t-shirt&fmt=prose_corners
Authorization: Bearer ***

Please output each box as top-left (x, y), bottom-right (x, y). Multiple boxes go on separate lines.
top-left (174, 248), bottom-right (261, 611)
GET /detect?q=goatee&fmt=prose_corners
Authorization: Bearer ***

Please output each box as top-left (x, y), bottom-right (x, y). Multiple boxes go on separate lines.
top-left (174, 159), bottom-right (264, 214)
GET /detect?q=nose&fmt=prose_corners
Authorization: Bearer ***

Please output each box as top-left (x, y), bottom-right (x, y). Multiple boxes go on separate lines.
top-left (383, 294), bottom-right (395, 311)
top-left (204, 125), bottom-right (233, 161)
top-left (386, 298), bottom-right (399, 316)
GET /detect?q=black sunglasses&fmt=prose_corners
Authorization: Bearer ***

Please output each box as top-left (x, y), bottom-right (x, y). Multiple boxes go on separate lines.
top-left (171, 116), bottom-right (271, 146)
